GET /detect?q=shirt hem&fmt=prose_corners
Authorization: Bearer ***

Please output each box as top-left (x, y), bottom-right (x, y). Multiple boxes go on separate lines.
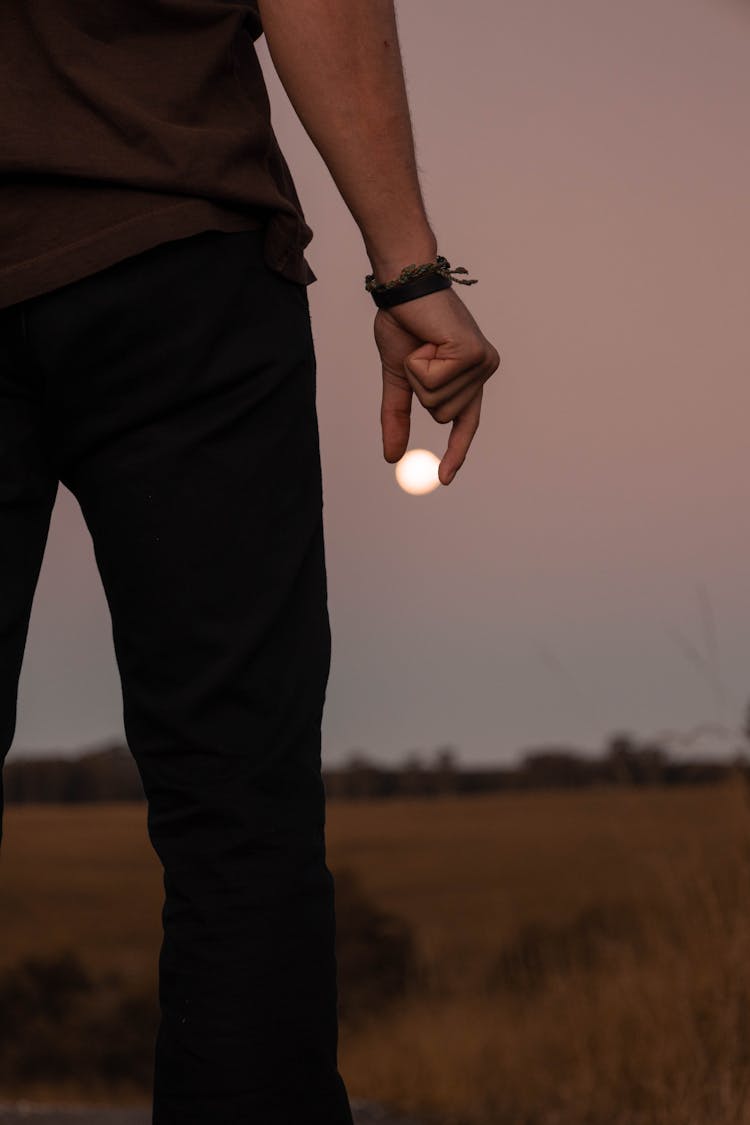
top-left (0, 198), bottom-right (313, 309)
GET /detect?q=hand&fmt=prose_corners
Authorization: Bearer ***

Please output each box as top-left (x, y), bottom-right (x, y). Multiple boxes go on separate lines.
top-left (373, 284), bottom-right (501, 485)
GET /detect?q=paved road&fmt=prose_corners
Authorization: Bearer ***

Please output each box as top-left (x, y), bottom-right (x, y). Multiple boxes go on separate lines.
top-left (0, 1098), bottom-right (424, 1124)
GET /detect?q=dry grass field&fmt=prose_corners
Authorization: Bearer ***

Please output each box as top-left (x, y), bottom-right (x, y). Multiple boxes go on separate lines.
top-left (2, 778), bottom-right (750, 1124)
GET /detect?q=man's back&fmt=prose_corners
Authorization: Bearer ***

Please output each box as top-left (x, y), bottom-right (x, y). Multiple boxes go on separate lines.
top-left (0, 0), bottom-right (315, 308)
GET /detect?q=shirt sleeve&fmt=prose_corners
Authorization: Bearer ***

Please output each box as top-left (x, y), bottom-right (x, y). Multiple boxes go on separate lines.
top-left (242, 2), bottom-right (263, 42)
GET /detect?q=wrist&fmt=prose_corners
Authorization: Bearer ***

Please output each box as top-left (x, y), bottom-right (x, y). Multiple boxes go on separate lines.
top-left (366, 230), bottom-right (439, 287)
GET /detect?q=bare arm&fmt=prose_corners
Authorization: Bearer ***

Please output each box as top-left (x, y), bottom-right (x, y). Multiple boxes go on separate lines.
top-left (256, 0), bottom-right (437, 284)
top-left (256, 0), bottom-right (500, 486)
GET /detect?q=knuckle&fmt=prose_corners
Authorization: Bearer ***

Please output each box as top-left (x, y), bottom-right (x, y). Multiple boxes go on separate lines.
top-left (477, 345), bottom-right (498, 374)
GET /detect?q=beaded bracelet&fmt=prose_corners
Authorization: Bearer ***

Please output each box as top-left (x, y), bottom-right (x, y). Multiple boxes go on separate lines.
top-left (364, 255), bottom-right (478, 309)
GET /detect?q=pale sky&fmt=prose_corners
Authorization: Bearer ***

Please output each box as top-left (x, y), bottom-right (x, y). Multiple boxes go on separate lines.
top-left (10, 0), bottom-right (750, 767)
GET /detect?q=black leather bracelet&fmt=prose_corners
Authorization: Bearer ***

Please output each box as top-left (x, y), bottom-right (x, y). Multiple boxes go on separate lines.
top-left (370, 271), bottom-right (453, 309)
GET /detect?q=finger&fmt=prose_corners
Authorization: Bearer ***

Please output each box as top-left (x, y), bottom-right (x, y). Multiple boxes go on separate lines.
top-left (413, 358), bottom-right (490, 412)
top-left (438, 386), bottom-right (483, 485)
top-left (424, 367), bottom-right (488, 425)
top-left (381, 370), bottom-right (413, 463)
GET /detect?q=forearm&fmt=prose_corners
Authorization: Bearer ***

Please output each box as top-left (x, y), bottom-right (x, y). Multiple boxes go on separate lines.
top-left (256, 0), bottom-right (438, 283)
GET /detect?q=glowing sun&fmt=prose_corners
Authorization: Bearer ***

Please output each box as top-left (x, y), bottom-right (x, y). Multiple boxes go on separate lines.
top-left (395, 448), bottom-right (441, 495)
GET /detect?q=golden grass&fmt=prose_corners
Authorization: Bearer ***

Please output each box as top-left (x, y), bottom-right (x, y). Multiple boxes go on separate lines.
top-left (3, 778), bottom-right (750, 1123)
top-left (331, 779), bottom-right (750, 1125)
top-left (0, 802), bottom-right (162, 987)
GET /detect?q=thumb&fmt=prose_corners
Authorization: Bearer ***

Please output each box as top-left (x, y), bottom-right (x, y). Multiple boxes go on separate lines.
top-left (403, 341), bottom-right (438, 382)
top-left (404, 341), bottom-right (461, 389)
top-left (381, 369), bottom-right (413, 463)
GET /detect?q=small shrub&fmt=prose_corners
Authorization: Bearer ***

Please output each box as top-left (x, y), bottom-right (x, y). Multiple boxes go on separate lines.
top-left (486, 899), bottom-right (647, 997)
top-left (0, 950), bottom-right (157, 1094)
top-left (334, 865), bottom-right (421, 1028)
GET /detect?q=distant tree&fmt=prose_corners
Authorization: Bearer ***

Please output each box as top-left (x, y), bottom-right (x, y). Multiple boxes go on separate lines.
top-left (398, 750), bottom-right (429, 796)
top-left (633, 741), bottom-right (668, 785)
top-left (4, 743), bottom-right (144, 804)
top-left (519, 747), bottom-right (594, 789)
top-left (605, 732), bottom-right (640, 785)
top-left (433, 744), bottom-right (459, 795)
top-left (341, 749), bottom-right (383, 798)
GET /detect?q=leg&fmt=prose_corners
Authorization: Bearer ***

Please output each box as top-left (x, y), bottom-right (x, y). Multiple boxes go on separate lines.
top-left (25, 229), bottom-right (353, 1124)
top-left (0, 305), bottom-right (58, 843)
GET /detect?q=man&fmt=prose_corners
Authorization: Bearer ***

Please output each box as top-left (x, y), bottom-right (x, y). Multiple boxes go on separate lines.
top-left (0, 1), bottom-right (500, 1122)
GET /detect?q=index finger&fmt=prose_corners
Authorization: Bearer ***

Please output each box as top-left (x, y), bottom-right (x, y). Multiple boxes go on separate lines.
top-left (439, 385), bottom-right (483, 485)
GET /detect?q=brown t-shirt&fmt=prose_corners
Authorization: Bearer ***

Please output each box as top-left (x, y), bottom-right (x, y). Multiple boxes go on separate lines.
top-left (0, 1), bottom-right (316, 310)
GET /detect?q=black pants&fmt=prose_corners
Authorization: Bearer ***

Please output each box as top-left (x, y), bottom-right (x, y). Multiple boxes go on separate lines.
top-left (0, 228), bottom-right (355, 1125)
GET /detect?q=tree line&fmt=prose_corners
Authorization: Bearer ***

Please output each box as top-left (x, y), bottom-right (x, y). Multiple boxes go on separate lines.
top-left (4, 732), bottom-right (748, 804)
